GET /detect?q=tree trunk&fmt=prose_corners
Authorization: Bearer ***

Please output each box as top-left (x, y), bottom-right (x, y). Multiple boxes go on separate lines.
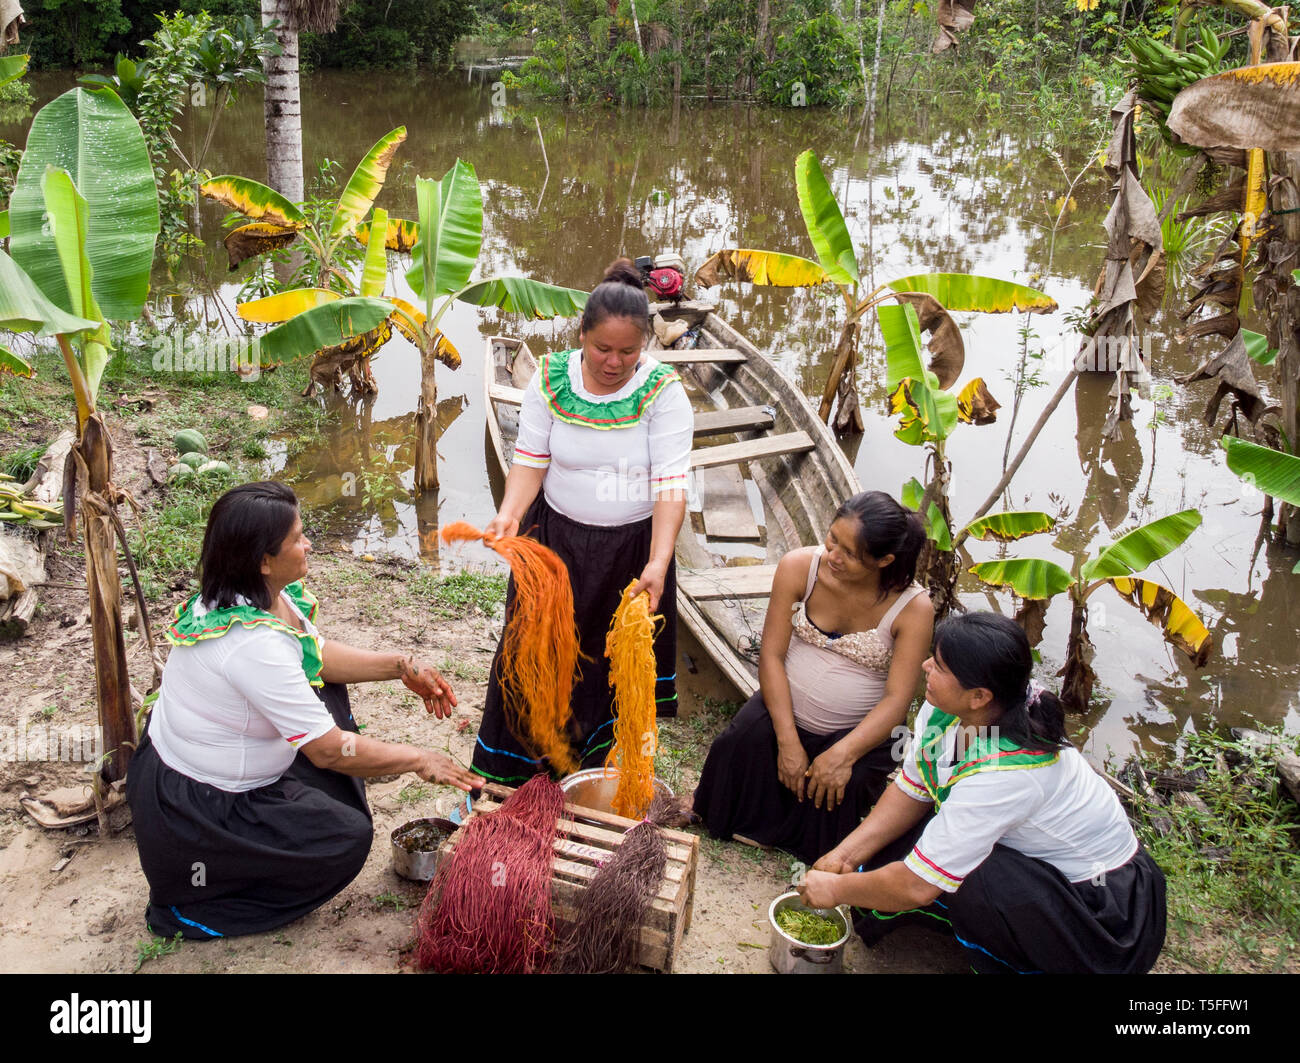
top-left (262, 0), bottom-right (304, 206)
top-left (1059, 594), bottom-right (1097, 715)
top-left (413, 342), bottom-right (439, 491)
top-left (77, 415), bottom-right (135, 782)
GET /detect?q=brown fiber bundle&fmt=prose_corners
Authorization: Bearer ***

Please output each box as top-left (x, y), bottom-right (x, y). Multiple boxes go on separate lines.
top-left (604, 582), bottom-right (663, 819)
top-left (551, 793), bottom-right (674, 973)
top-left (415, 775), bottom-right (567, 974)
top-left (440, 521), bottom-right (580, 773)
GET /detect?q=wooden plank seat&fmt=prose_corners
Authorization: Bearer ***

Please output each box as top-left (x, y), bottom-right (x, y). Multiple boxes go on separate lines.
top-left (677, 565), bottom-right (778, 600)
top-left (688, 431), bottom-right (814, 470)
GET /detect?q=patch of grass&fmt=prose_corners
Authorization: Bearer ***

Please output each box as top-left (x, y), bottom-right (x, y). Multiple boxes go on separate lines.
top-left (373, 892), bottom-right (409, 912)
top-left (0, 444), bottom-right (44, 483)
top-left (133, 932), bottom-right (183, 972)
top-left (1128, 726), bottom-right (1300, 973)
top-left (410, 569), bottom-right (508, 619)
top-left (439, 654), bottom-right (489, 684)
top-left (395, 782), bottom-right (432, 806)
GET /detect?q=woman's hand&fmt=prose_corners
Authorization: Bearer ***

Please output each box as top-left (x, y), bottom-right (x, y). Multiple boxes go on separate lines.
top-left (777, 737), bottom-right (810, 800)
top-left (812, 848), bottom-right (857, 875)
top-left (419, 752), bottom-right (484, 792)
top-left (806, 742), bottom-right (854, 812)
top-left (796, 869), bottom-right (842, 910)
top-left (400, 658), bottom-right (458, 718)
top-left (483, 511), bottom-right (519, 543)
top-left (629, 557), bottom-right (669, 612)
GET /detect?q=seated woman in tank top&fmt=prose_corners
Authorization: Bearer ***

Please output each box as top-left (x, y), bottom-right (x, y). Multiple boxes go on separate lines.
top-left (693, 491), bottom-right (933, 863)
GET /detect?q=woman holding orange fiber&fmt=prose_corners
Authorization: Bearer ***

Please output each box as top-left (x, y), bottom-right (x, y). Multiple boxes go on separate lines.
top-left (474, 259), bottom-right (693, 785)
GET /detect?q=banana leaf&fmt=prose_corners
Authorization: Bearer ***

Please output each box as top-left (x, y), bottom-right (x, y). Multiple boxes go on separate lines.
top-left (221, 222), bottom-right (299, 269)
top-left (201, 175), bottom-right (306, 229)
top-left (900, 477), bottom-right (925, 511)
top-left (1108, 577), bottom-right (1212, 666)
top-left (956, 377), bottom-right (1000, 424)
top-left (237, 287), bottom-right (341, 323)
top-left (961, 511), bottom-right (1056, 542)
top-left (255, 297), bottom-right (395, 364)
top-left (969, 558), bottom-right (1075, 599)
top-left (1167, 64), bottom-right (1300, 152)
top-left (406, 160), bottom-right (484, 304)
top-left (0, 55), bottom-right (28, 88)
top-left (327, 127), bottom-right (406, 245)
top-left (9, 88), bottom-right (160, 323)
top-left (457, 276), bottom-right (589, 318)
top-left (0, 248), bottom-right (100, 338)
top-left (41, 167), bottom-right (113, 395)
top-left (356, 216), bottom-right (419, 253)
top-left (887, 273), bottom-right (1058, 314)
top-left (880, 301), bottom-right (928, 392)
top-left (0, 346), bottom-right (33, 377)
top-left (1242, 328), bottom-right (1278, 366)
top-left (693, 248), bottom-right (830, 288)
top-left (1080, 509), bottom-right (1202, 582)
top-left (1221, 436), bottom-right (1300, 506)
top-left (794, 150), bottom-right (859, 287)
top-left (0, 210), bottom-right (7, 240)
top-left (360, 207), bottom-right (388, 297)
top-left (890, 378), bottom-right (958, 443)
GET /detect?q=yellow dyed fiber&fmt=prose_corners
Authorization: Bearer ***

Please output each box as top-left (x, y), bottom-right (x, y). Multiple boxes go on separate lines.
top-left (604, 583), bottom-right (663, 819)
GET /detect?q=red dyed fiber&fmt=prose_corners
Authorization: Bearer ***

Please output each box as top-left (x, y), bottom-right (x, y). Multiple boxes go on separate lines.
top-left (416, 776), bottom-right (567, 974)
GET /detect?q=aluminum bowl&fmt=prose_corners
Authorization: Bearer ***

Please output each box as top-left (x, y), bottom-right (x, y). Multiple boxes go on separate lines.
top-left (558, 768), bottom-right (673, 815)
top-left (768, 891), bottom-right (851, 974)
top-left (390, 817), bottom-right (457, 882)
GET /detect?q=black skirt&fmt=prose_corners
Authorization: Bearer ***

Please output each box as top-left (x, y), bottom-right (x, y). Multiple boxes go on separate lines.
top-left (125, 682), bottom-right (373, 940)
top-left (692, 689), bottom-right (899, 865)
top-left (853, 818), bottom-right (1168, 974)
top-left (472, 493), bottom-right (678, 785)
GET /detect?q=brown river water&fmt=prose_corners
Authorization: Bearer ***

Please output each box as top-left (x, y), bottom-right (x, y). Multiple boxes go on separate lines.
top-left (6, 70), bottom-right (1298, 757)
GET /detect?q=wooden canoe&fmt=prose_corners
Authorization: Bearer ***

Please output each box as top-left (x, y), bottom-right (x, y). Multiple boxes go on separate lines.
top-left (483, 300), bottom-right (861, 697)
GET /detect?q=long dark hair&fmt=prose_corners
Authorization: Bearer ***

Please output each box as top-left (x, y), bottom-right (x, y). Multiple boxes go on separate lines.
top-left (199, 481), bottom-right (300, 610)
top-left (580, 257), bottom-right (650, 338)
top-left (932, 612), bottom-right (1069, 749)
top-left (833, 491), bottom-right (924, 594)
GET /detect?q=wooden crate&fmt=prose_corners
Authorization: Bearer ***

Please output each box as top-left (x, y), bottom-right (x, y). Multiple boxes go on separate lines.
top-left (436, 781), bottom-right (699, 972)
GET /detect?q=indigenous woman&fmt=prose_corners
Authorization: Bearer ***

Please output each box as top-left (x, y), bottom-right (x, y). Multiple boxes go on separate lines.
top-left (798, 612), bottom-right (1167, 974)
top-left (474, 258), bottom-right (692, 784)
top-left (126, 481), bottom-right (482, 940)
top-left (692, 491), bottom-right (932, 863)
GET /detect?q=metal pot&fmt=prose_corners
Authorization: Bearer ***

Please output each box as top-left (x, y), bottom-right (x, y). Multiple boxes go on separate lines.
top-left (558, 768), bottom-right (673, 816)
top-left (768, 891), bottom-right (851, 974)
top-left (390, 817), bottom-right (456, 882)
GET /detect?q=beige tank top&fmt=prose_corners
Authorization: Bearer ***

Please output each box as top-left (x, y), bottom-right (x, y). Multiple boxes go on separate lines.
top-left (784, 546), bottom-right (924, 736)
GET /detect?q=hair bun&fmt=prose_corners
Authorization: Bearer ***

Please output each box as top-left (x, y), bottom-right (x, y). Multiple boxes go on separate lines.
top-left (601, 257), bottom-right (645, 290)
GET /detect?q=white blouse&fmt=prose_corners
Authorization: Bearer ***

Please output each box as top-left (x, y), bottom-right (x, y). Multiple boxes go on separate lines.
top-left (148, 591), bottom-right (337, 792)
top-left (512, 351), bottom-right (694, 526)
top-left (895, 703), bottom-right (1139, 890)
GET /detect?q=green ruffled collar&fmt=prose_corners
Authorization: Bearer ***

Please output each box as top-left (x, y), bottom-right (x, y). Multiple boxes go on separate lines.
top-left (165, 580), bottom-right (324, 687)
top-left (538, 348), bottom-right (681, 430)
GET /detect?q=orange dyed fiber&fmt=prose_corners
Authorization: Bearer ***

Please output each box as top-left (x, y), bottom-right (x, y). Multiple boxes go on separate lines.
top-left (439, 521), bottom-right (580, 773)
top-left (604, 582), bottom-right (663, 819)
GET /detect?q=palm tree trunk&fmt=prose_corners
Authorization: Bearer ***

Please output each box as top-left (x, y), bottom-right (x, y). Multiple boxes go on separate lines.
top-left (414, 342), bottom-right (439, 490)
top-left (262, 0), bottom-right (304, 205)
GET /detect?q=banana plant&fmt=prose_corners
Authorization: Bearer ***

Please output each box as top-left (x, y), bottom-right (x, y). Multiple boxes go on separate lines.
top-left (357, 158), bottom-right (590, 490)
top-left (694, 149), bottom-right (1057, 434)
top-left (967, 509), bottom-right (1212, 713)
top-left (202, 128), bottom-right (416, 395)
top-left (1, 86), bottom-right (161, 783)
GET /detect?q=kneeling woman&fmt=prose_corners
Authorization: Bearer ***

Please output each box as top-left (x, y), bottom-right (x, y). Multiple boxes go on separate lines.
top-left (798, 612), bottom-right (1166, 974)
top-left (126, 482), bottom-right (482, 940)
